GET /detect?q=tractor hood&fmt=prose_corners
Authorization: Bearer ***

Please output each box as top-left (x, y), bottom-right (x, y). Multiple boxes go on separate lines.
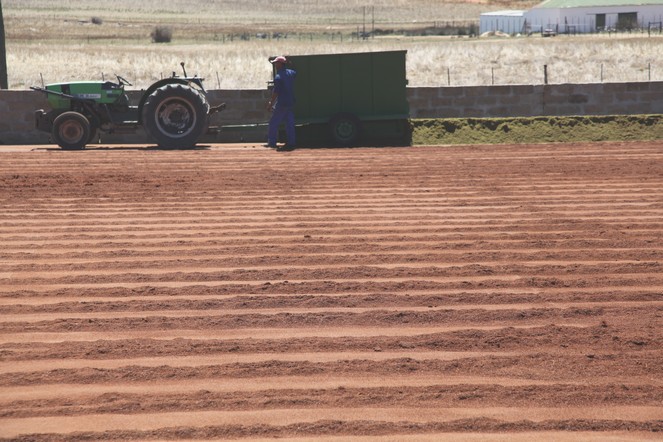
top-left (45, 81), bottom-right (125, 109)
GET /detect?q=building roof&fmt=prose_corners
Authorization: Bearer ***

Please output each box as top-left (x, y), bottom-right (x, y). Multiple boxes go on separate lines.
top-left (534, 0), bottom-right (663, 8)
top-left (481, 10), bottom-right (526, 16)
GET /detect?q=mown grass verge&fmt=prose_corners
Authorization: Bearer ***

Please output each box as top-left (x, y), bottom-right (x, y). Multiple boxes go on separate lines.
top-left (412, 115), bottom-right (663, 145)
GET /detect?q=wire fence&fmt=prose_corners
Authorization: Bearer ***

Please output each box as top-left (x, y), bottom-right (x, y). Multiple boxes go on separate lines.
top-left (217, 19), bottom-right (663, 42)
top-left (436, 62), bottom-right (661, 87)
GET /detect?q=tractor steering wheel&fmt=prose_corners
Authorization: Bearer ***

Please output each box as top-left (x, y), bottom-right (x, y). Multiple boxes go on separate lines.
top-left (116, 75), bottom-right (133, 86)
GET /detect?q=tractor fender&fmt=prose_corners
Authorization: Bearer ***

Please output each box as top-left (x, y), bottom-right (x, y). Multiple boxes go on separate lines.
top-left (137, 79), bottom-right (204, 124)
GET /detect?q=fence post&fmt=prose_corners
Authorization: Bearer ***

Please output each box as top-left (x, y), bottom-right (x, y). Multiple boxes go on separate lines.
top-left (0, 0), bottom-right (7, 89)
top-left (543, 65), bottom-right (548, 85)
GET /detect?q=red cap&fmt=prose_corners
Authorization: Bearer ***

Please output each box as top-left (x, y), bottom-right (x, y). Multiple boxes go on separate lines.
top-left (271, 56), bottom-right (287, 64)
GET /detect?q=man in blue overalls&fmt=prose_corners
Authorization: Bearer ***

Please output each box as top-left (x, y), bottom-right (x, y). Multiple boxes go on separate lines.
top-left (266, 56), bottom-right (296, 150)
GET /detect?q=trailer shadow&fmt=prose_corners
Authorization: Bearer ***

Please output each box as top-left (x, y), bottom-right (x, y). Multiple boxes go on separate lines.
top-left (278, 144), bottom-right (412, 152)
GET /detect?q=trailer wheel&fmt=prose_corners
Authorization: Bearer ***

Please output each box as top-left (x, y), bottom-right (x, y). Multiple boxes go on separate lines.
top-left (142, 84), bottom-right (209, 149)
top-left (329, 112), bottom-right (362, 146)
top-left (52, 111), bottom-right (90, 150)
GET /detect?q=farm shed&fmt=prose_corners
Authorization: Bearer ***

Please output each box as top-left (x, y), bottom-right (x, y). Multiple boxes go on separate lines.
top-left (525, 0), bottom-right (663, 33)
top-left (480, 10), bottom-right (527, 35)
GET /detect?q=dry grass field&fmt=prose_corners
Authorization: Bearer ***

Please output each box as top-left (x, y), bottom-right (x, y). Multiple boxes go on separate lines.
top-left (3, 0), bottom-right (662, 89)
top-left (4, 0), bottom-right (506, 30)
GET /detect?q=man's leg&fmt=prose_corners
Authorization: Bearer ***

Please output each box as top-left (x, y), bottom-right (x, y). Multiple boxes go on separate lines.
top-left (285, 108), bottom-right (296, 146)
top-left (267, 107), bottom-right (286, 146)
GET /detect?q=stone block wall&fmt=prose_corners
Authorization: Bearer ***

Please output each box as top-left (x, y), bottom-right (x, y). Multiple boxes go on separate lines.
top-left (0, 90), bottom-right (51, 144)
top-left (407, 82), bottom-right (663, 119)
top-left (1, 82), bottom-right (661, 145)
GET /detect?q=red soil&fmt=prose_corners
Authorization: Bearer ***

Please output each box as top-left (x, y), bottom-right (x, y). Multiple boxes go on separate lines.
top-left (0, 141), bottom-right (662, 441)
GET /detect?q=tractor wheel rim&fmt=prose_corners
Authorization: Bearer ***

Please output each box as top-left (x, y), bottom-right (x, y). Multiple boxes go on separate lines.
top-left (155, 97), bottom-right (197, 137)
top-left (60, 120), bottom-right (84, 143)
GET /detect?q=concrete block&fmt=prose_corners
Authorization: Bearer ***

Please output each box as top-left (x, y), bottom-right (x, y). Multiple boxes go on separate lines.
top-left (242, 111), bottom-right (268, 121)
top-left (615, 92), bottom-right (639, 103)
top-left (408, 97), bottom-right (431, 111)
top-left (20, 111), bottom-right (35, 125)
top-left (437, 108), bottom-right (464, 118)
top-left (498, 94), bottom-right (534, 106)
top-left (239, 89), bottom-right (266, 99)
top-left (464, 87), bottom-right (488, 98)
top-left (476, 95), bottom-right (498, 106)
top-left (437, 87), bottom-right (464, 97)
top-left (550, 84), bottom-right (575, 95)
top-left (462, 107), bottom-right (486, 117)
top-left (487, 106), bottom-right (511, 117)
top-left (637, 91), bottom-right (663, 101)
top-left (430, 96), bottom-right (454, 107)
top-left (647, 93), bottom-right (663, 113)
top-left (568, 93), bottom-right (590, 104)
top-left (512, 85), bottom-right (537, 95)
top-left (625, 82), bottom-right (651, 92)
top-left (413, 86), bottom-right (438, 96)
top-left (489, 86), bottom-right (514, 96)
top-left (453, 96), bottom-right (479, 107)
top-left (605, 83), bottom-right (628, 93)
top-left (509, 105), bottom-right (541, 117)
top-left (584, 105), bottom-right (607, 115)
top-left (411, 108), bottom-right (436, 118)
top-left (406, 88), bottom-right (423, 100)
top-left (604, 103), bottom-right (643, 115)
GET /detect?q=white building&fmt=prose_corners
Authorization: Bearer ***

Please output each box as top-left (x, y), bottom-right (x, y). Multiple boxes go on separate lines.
top-left (479, 10), bottom-right (527, 35)
top-left (480, 0), bottom-right (663, 35)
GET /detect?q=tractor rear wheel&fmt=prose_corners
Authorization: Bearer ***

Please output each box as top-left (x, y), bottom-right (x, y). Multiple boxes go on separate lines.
top-left (52, 111), bottom-right (90, 150)
top-left (141, 84), bottom-right (209, 149)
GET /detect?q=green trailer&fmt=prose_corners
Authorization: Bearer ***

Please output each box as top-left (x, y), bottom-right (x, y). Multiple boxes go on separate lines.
top-left (272, 50), bottom-right (411, 146)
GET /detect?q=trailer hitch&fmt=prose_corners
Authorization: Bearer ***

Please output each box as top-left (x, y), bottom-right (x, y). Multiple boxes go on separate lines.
top-left (209, 102), bottom-right (227, 115)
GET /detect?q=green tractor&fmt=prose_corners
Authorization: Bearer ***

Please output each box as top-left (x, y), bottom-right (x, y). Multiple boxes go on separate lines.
top-left (31, 63), bottom-right (224, 150)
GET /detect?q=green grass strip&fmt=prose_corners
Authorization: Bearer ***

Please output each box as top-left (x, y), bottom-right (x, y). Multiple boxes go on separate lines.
top-left (412, 115), bottom-right (663, 145)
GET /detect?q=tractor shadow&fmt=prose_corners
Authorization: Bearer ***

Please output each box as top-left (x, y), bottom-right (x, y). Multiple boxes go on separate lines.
top-left (40, 145), bottom-right (212, 152)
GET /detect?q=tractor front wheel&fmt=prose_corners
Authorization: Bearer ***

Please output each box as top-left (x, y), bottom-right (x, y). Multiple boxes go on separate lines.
top-left (52, 111), bottom-right (90, 150)
top-left (141, 84), bottom-right (209, 149)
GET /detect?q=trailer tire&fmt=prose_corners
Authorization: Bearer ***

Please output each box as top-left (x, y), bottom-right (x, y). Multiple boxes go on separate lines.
top-left (52, 111), bottom-right (90, 150)
top-left (142, 84), bottom-right (209, 149)
top-left (329, 112), bottom-right (362, 146)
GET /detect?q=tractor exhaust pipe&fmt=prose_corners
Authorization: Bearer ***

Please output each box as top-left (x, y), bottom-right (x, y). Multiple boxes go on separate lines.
top-left (180, 62), bottom-right (187, 78)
